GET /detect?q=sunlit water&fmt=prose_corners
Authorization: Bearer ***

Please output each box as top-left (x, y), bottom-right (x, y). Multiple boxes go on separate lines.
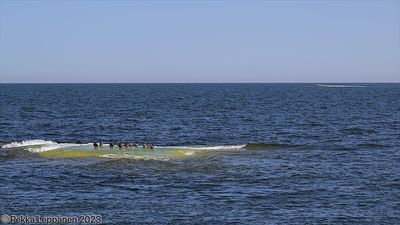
top-left (0, 84), bottom-right (399, 224)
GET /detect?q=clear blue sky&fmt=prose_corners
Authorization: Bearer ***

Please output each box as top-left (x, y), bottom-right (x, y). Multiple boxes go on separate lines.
top-left (0, 0), bottom-right (399, 83)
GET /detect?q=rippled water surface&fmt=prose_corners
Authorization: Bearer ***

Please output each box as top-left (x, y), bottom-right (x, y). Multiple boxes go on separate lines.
top-left (0, 84), bottom-right (399, 224)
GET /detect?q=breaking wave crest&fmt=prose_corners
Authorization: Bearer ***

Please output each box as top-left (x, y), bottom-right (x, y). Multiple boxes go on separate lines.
top-left (1, 139), bottom-right (88, 153)
top-left (0, 140), bottom-right (296, 160)
top-left (2, 140), bottom-right (57, 148)
top-left (100, 154), bottom-right (170, 161)
top-left (157, 144), bottom-right (246, 151)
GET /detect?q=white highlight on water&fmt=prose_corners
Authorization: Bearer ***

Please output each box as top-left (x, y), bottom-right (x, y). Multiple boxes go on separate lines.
top-left (1, 139), bottom-right (88, 152)
top-left (100, 154), bottom-right (169, 161)
top-left (156, 144), bottom-right (246, 150)
top-left (1, 140), bottom-right (246, 154)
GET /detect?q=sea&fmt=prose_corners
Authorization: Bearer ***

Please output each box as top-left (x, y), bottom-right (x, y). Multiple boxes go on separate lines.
top-left (0, 83), bottom-right (399, 224)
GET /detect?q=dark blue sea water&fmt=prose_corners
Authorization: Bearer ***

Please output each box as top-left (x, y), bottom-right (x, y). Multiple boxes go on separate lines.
top-left (0, 84), bottom-right (399, 224)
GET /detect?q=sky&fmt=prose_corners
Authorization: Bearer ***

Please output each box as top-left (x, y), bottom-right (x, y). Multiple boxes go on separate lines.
top-left (0, 1), bottom-right (399, 83)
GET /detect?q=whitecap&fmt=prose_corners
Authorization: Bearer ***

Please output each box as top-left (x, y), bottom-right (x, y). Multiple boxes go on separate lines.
top-left (156, 144), bottom-right (246, 151)
top-left (100, 154), bottom-right (169, 161)
top-left (1, 139), bottom-right (88, 153)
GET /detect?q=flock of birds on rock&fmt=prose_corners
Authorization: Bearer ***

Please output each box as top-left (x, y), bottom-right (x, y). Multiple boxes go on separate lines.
top-left (93, 142), bottom-right (154, 149)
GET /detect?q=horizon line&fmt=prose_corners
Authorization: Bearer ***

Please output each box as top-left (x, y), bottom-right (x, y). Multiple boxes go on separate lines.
top-left (0, 82), bottom-right (399, 84)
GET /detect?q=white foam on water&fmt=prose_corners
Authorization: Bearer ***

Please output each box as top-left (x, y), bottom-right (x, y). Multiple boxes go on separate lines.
top-left (100, 154), bottom-right (169, 161)
top-left (184, 151), bottom-right (195, 156)
top-left (1, 139), bottom-right (88, 153)
top-left (27, 143), bottom-right (88, 153)
top-left (157, 144), bottom-right (246, 151)
top-left (2, 140), bottom-right (56, 148)
top-left (1, 140), bottom-right (245, 155)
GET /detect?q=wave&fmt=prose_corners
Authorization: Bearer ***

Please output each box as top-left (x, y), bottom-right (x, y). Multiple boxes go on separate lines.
top-left (1, 140), bottom-right (295, 152)
top-left (0, 139), bottom-right (88, 153)
top-left (0, 140), bottom-right (296, 160)
top-left (157, 144), bottom-right (246, 151)
top-left (100, 154), bottom-right (170, 161)
top-left (156, 143), bottom-right (293, 150)
top-left (1, 139), bottom-right (57, 148)
top-left (317, 84), bottom-right (366, 88)
top-left (244, 143), bottom-right (297, 149)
